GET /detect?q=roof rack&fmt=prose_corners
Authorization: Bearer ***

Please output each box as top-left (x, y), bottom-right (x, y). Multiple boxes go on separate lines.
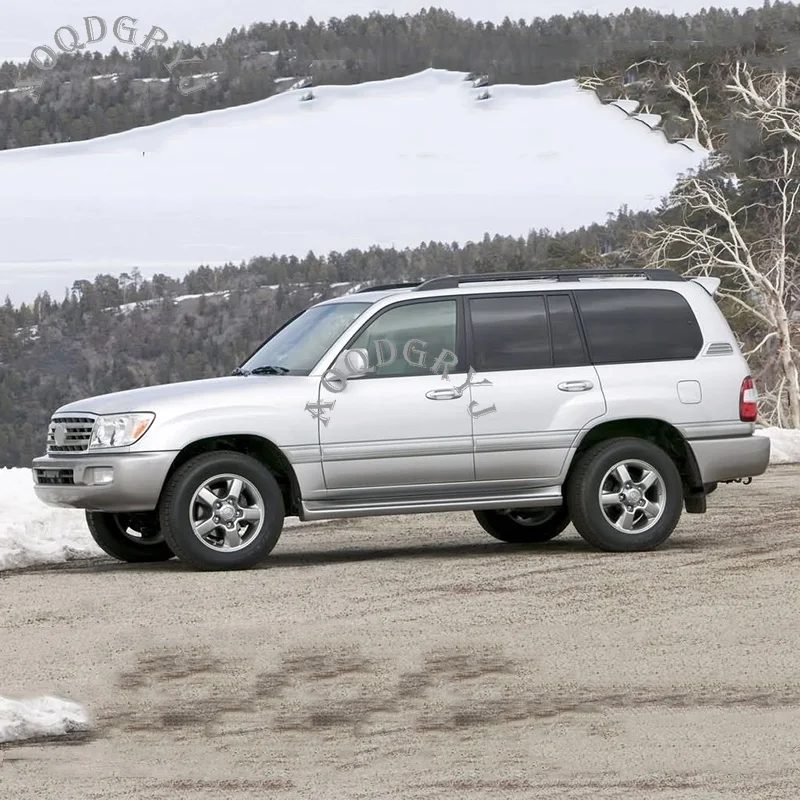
top-left (355, 282), bottom-right (423, 293)
top-left (412, 269), bottom-right (684, 291)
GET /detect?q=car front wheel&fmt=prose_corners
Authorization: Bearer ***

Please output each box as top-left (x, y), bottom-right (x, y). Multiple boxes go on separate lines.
top-left (159, 451), bottom-right (285, 571)
top-left (474, 506), bottom-right (570, 543)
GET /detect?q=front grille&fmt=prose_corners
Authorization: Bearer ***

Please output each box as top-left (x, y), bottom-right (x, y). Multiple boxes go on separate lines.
top-left (46, 415), bottom-right (96, 453)
top-left (35, 468), bottom-right (75, 485)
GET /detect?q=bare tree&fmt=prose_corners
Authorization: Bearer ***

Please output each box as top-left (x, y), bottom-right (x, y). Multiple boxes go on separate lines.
top-left (726, 63), bottom-right (800, 146)
top-left (640, 145), bottom-right (800, 427)
top-left (663, 65), bottom-right (716, 152)
top-left (580, 59), bottom-right (800, 425)
top-left (579, 59), bottom-right (718, 151)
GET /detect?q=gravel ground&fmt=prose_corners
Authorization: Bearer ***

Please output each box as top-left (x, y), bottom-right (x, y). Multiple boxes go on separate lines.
top-left (2, 466), bottom-right (799, 799)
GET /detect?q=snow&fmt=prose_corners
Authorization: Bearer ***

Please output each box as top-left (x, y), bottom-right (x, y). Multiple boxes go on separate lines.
top-left (676, 138), bottom-right (707, 153)
top-left (0, 1), bottom-right (764, 65)
top-left (14, 324), bottom-right (38, 338)
top-left (756, 427), bottom-right (800, 466)
top-left (0, 69), bottom-right (708, 304)
top-left (0, 696), bottom-right (89, 744)
top-left (609, 99), bottom-right (640, 114)
top-left (172, 290), bottom-right (230, 303)
top-left (110, 298), bottom-right (161, 315)
top-left (0, 469), bottom-right (101, 571)
top-left (631, 113), bottom-right (662, 129)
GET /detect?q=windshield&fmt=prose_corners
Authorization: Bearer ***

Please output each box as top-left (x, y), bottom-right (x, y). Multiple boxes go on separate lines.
top-left (239, 302), bottom-right (372, 374)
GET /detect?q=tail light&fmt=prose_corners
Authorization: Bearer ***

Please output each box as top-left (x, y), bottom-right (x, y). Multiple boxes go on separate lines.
top-left (739, 376), bottom-right (758, 422)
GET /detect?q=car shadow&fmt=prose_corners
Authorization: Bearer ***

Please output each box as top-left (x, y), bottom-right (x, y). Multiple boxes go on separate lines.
top-left (7, 531), bottom-right (719, 576)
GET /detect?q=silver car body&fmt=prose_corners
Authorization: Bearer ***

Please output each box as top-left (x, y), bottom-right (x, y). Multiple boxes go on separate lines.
top-left (32, 273), bottom-right (771, 518)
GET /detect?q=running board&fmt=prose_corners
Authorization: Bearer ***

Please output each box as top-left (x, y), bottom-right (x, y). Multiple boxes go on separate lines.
top-left (300, 487), bottom-right (563, 520)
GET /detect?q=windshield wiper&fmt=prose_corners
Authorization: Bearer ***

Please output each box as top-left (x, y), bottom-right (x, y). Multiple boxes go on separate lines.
top-left (231, 367), bottom-right (250, 376)
top-left (249, 365), bottom-right (290, 375)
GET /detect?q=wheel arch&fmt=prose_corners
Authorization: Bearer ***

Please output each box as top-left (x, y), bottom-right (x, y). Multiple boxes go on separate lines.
top-left (567, 418), bottom-right (704, 511)
top-left (157, 435), bottom-right (302, 516)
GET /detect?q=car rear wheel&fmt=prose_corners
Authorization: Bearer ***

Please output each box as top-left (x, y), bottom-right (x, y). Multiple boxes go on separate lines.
top-left (159, 451), bottom-right (284, 571)
top-left (474, 506), bottom-right (570, 543)
top-left (86, 511), bottom-right (174, 563)
top-left (566, 437), bottom-right (683, 552)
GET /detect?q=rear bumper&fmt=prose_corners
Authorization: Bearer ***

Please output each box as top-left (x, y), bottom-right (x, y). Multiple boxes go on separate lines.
top-left (688, 435), bottom-right (771, 484)
top-left (32, 452), bottom-right (178, 512)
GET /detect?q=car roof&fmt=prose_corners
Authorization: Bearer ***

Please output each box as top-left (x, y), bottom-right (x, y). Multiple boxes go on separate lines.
top-left (316, 269), bottom-right (710, 306)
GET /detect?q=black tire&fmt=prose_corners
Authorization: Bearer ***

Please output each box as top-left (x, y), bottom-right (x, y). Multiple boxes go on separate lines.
top-left (159, 450), bottom-right (284, 571)
top-left (474, 506), bottom-right (570, 543)
top-left (566, 437), bottom-right (683, 552)
top-left (86, 511), bottom-right (174, 563)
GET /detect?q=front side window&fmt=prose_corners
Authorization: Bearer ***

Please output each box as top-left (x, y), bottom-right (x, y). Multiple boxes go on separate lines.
top-left (575, 289), bottom-right (703, 364)
top-left (469, 295), bottom-right (551, 371)
top-left (349, 300), bottom-right (458, 377)
top-left (241, 302), bottom-right (371, 374)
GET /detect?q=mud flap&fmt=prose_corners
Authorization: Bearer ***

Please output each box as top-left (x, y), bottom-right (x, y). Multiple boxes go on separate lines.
top-left (684, 490), bottom-right (707, 514)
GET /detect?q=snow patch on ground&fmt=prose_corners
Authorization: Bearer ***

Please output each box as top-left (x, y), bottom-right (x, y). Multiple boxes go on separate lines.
top-left (0, 469), bottom-right (102, 571)
top-left (0, 696), bottom-right (89, 744)
top-left (757, 427), bottom-right (800, 465)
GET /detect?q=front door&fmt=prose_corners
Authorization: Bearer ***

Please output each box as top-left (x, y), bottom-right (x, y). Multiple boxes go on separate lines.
top-left (318, 298), bottom-right (475, 495)
top-left (466, 292), bottom-right (607, 481)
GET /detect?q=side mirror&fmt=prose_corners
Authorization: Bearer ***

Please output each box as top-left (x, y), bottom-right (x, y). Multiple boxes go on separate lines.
top-left (332, 348), bottom-right (370, 378)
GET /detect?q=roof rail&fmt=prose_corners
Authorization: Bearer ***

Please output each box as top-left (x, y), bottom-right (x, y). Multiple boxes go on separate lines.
top-left (413, 269), bottom-right (684, 291)
top-left (355, 282), bottom-right (423, 293)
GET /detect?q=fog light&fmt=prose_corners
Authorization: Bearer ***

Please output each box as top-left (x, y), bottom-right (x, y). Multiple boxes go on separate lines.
top-left (88, 467), bottom-right (114, 485)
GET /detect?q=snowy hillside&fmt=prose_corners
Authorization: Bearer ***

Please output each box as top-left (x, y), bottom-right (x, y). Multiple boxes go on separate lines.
top-left (0, 69), bottom-right (707, 304)
top-left (0, 1), bottom-right (760, 63)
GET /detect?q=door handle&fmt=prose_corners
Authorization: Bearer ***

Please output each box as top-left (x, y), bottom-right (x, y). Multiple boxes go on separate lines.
top-left (426, 388), bottom-right (462, 400)
top-left (558, 380), bottom-right (593, 392)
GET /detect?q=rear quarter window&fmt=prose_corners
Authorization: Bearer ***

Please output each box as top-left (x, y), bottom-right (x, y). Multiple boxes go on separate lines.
top-left (575, 288), bottom-right (703, 364)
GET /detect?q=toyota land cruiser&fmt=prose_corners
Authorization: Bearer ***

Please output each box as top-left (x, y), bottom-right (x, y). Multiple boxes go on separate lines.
top-left (32, 269), bottom-right (771, 570)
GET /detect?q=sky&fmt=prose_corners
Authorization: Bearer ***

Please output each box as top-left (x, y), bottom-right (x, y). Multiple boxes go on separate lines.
top-left (0, 68), bottom-right (708, 304)
top-left (0, 1), bottom-right (763, 62)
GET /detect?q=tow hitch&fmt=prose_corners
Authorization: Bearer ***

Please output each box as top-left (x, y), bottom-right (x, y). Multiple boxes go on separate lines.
top-left (724, 477), bottom-right (753, 485)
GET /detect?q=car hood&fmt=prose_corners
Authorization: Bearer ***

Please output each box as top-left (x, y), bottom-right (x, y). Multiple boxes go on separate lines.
top-left (55, 375), bottom-right (311, 418)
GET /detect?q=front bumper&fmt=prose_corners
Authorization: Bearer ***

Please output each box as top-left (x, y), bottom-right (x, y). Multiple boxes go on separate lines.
top-left (32, 452), bottom-right (178, 512)
top-left (688, 435), bottom-right (771, 484)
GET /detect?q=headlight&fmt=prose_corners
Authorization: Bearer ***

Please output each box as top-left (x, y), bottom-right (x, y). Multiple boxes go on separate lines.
top-left (89, 413), bottom-right (155, 449)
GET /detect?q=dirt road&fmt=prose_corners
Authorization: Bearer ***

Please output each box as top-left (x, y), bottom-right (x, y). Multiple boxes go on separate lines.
top-left (2, 467), bottom-right (799, 799)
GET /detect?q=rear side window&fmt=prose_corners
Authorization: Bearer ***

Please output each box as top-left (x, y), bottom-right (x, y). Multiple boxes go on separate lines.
top-left (575, 288), bottom-right (703, 364)
top-left (470, 295), bottom-right (550, 370)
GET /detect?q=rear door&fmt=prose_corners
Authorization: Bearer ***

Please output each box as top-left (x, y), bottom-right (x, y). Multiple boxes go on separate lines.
top-left (467, 292), bottom-right (607, 481)
top-left (572, 287), bottom-right (708, 431)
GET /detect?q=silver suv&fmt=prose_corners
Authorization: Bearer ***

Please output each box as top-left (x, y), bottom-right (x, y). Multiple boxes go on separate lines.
top-left (32, 269), bottom-right (771, 570)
